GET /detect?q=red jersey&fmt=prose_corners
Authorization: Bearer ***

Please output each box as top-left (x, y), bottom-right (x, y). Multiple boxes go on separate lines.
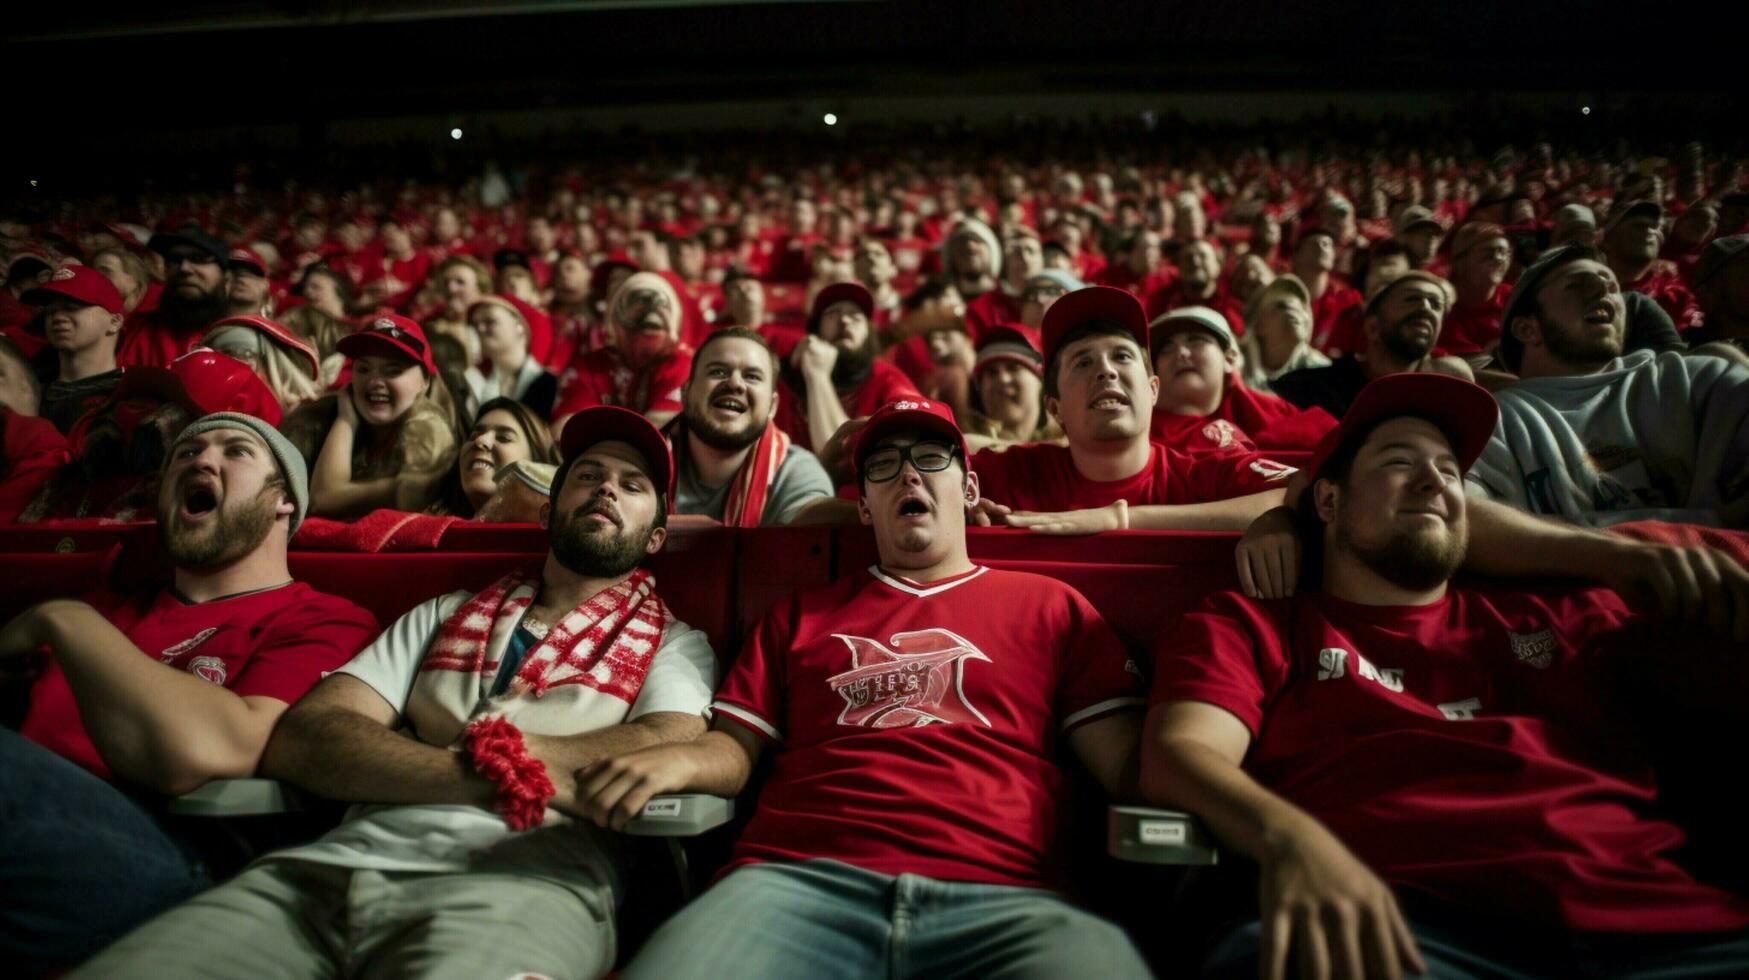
top-left (1626, 264), bottom-right (1702, 333)
top-left (364, 252), bottom-right (432, 312)
top-left (964, 288), bottom-right (1022, 339)
top-left (1439, 281), bottom-right (1511, 356)
top-left (773, 361), bottom-right (921, 447)
top-left (1149, 412), bottom-right (1259, 456)
top-left (552, 344), bottom-right (694, 422)
top-left (22, 582), bottom-right (378, 781)
top-left (971, 441), bottom-right (1294, 513)
top-left (116, 310), bottom-right (206, 369)
top-left (1212, 382), bottom-right (1338, 451)
top-left (1307, 280), bottom-right (1364, 354)
top-left (770, 233), bottom-right (823, 283)
top-left (1151, 585), bottom-right (1749, 934)
top-left (1143, 283), bottom-right (1247, 334)
top-left (0, 409), bottom-right (67, 522)
top-left (713, 564), bottom-right (1145, 887)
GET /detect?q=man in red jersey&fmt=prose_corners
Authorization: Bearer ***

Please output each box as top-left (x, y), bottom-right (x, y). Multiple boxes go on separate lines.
top-left (1143, 373), bottom-right (1749, 979)
top-left (774, 281), bottom-right (920, 453)
top-left (0, 412), bottom-right (377, 973)
top-left (1603, 199), bottom-right (1702, 333)
top-left (1439, 222), bottom-right (1513, 356)
top-left (580, 397), bottom-right (1151, 979)
top-left (971, 286), bottom-right (1296, 533)
top-left (551, 271), bottom-right (695, 438)
top-left (121, 225), bottom-right (232, 368)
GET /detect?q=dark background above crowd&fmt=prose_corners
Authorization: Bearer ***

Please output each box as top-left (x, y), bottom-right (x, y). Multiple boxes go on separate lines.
top-left (6, 0), bottom-right (1747, 196)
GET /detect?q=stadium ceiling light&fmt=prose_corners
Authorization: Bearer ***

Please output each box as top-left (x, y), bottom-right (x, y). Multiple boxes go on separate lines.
top-left (450, 127), bottom-right (464, 140)
top-left (823, 113), bottom-right (838, 126)
top-left (1581, 106), bottom-right (1591, 115)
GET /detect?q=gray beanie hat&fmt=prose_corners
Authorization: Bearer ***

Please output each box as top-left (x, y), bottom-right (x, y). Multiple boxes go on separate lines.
top-left (944, 218), bottom-right (1003, 279)
top-left (169, 412), bottom-right (309, 534)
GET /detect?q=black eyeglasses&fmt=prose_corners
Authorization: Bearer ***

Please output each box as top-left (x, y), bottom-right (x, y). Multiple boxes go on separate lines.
top-left (862, 442), bottom-right (959, 483)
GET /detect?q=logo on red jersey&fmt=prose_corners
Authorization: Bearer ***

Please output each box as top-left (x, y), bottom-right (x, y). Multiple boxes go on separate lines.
top-left (1249, 458), bottom-right (1297, 482)
top-left (1201, 420), bottom-right (1240, 448)
top-left (187, 654), bottom-right (228, 686)
top-left (827, 628), bottom-right (991, 729)
top-left (158, 628), bottom-right (218, 664)
top-left (1508, 629), bottom-right (1556, 669)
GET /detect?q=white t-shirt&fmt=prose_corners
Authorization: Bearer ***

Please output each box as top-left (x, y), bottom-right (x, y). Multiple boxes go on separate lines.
top-left (264, 590), bottom-right (716, 884)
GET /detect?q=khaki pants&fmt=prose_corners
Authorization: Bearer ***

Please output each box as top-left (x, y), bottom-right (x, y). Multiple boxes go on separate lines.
top-left (73, 858), bottom-right (616, 980)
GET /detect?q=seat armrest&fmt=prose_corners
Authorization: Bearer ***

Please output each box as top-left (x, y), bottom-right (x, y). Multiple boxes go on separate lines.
top-left (622, 794), bottom-right (735, 837)
top-left (166, 778), bottom-right (307, 817)
top-left (1107, 805), bottom-right (1220, 865)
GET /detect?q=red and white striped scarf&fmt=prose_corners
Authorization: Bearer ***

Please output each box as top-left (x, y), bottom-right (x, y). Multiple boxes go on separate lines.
top-left (669, 416), bottom-right (791, 528)
top-left (410, 566), bottom-right (668, 746)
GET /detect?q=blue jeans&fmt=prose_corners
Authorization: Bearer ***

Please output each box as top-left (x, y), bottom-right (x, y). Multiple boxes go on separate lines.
top-left (1204, 897), bottom-right (1749, 980)
top-left (620, 859), bottom-right (1151, 980)
top-left (0, 728), bottom-right (209, 975)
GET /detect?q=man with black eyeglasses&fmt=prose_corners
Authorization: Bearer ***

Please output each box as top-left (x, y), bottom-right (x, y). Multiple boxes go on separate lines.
top-left (122, 224), bottom-right (233, 368)
top-left (579, 397), bottom-right (1152, 980)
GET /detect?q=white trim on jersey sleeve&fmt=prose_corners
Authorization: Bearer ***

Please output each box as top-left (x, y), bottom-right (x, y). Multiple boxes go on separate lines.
top-left (868, 564), bottom-right (989, 598)
top-left (710, 701), bottom-right (783, 742)
top-left (1061, 696), bottom-right (1148, 732)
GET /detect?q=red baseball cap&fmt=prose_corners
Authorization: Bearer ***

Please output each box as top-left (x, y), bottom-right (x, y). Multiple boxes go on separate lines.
top-left (1303, 373), bottom-right (1498, 484)
top-left (849, 397), bottom-right (969, 480)
top-left (205, 315), bottom-right (322, 381)
top-left (1040, 285), bottom-right (1148, 370)
top-left (557, 405), bottom-right (676, 507)
top-left (590, 252), bottom-right (639, 298)
top-left (337, 314), bottom-right (438, 375)
top-left (807, 281), bottom-right (874, 333)
top-left (227, 247), bottom-right (268, 277)
top-left (22, 265), bottom-right (126, 318)
top-left (114, 347), bottom-right (283, 427)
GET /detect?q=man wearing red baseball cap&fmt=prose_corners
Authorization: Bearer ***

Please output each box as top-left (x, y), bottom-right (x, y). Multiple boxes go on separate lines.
top-left (971, 286), bottom-right (1297, 534)
top-left (775, 280), bottom-right (921, 453)
top-left (121, 224), bottom-right (233, 369)
top-left (3, 411), bottom-right (377, 973)
top-left (580, 396), bottom-right (1151, 980)
top-left (225, 247), bottom-right (274, 318)
top-left (1142, 373), bottom-right (1749, 980)
top-left (23, 265), bottom-right (128, 434)
top-left (83, 406), bottom-right (716, 980)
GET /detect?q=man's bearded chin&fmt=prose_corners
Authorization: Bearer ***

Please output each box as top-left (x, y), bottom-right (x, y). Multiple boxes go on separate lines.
top-left (159, 283), bottom-right (230, 333)
top-left (550, 508), bottom-right (654, 578)
top-left (1378, 315), bottom-right (1437, 363)
top-left (688, 400), bottom-right (766, 452)
top-left (1334, 504), bottom-right (1468, 592)
top-left (159, 486), bottom-right (279, 570)
top-left (830, 340), bottom-right (876, 391)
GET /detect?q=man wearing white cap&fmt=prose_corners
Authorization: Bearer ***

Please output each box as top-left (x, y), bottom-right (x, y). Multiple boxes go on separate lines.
top-left (551, 271), bottom-right (695, 438)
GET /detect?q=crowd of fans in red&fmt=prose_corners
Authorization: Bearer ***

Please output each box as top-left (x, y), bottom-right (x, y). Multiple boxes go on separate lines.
top-left (3, 121), bottom-right (1749, 979)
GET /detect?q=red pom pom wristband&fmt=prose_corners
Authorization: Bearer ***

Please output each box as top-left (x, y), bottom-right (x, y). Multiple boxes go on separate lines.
top-left (462, 716), bottom-right (555, 831)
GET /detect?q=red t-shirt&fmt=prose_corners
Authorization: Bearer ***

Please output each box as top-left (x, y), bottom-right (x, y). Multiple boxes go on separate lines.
top-left (1439, 281), bottom-right (1512, 355)
top-left (22, 582), bottom-right (379, 781)
top-left (0, 409), bottom-right (67, 522)
top-left (364, 252), bottom-right (432, 312)
top-left (1307, 280), bottom-right (1364, 355)
top-left (712, 564), bottom-right (1145, 888)
top-left (770, 233), bottom-right (823, 283)
top-left (1215, 379), bottom-right (1339, 451)
top-left (116, 310), bottom-right (206, 369)
top-left (971, 441), bottom-right (1294, 513)
top-left (1151, 585), bottom-right (1749, 934)
top-left (964, 289), bottom-right (1022, 339)
top-left (552, 344), bottom-right (694, 422)
top-left (1149, 412), bottom-right (1259, 456)
top-left (1627, 265), bottom-right (1702, 333)
top-left (773, 361), bottom-right (921, 447)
